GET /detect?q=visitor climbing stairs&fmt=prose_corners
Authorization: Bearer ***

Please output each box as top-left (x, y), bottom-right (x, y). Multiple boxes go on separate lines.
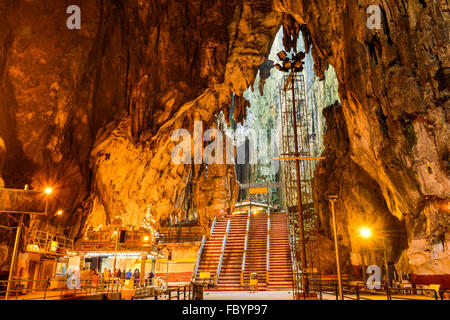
top-left (193, 210), bottom-right (294, 291)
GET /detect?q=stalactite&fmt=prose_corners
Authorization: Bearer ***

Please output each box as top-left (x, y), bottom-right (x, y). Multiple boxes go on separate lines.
top-left (281, 13), bottom-right (300, 52)
top-left (258, 59), bottom-right (274, 96)
top-left (300, 24), bottom-right (312, 54)
top-left (129, 74), bottom-right (151, 142)
top-left (233, 95), bottom-right (250, 125)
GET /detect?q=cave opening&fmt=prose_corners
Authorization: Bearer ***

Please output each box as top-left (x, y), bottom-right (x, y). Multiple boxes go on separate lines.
top-left (233, 27), bottom-right (339, 216)
top-left (0, 1), bottom-right (447, 301)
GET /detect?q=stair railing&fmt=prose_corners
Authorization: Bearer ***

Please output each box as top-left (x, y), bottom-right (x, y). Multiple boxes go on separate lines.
top-left (288, 214), bottom-right (301, 299)
top-left (215, 219), bottom-right (230, 285)
top-left (192, 235), bottom-right (206, 282)
top-left (240, 210), bottom-right (251, 286)
top-left (266, 211), bottom-right (270, 284)
top-left (210, 216), bottom-right (217, 239)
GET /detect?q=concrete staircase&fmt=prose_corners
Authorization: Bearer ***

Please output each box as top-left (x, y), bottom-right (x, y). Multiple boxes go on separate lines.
top-left (214, 213), bottom-right (247, 290)
top-left (195, 217), bottom-right (229, 282)
top-left (267, 212), bottom-right (294, 290)
top-left (243, 212), bottom-right (268, 289)
top-left (194, 211), bottom-right (293, 291)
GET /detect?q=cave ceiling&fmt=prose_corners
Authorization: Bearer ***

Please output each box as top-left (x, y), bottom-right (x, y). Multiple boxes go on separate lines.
top-left (0, 0), bottom-right (448, 272)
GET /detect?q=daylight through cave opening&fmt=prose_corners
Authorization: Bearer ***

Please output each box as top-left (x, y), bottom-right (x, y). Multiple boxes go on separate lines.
top-left (0, 1), bottom-right (448, 300)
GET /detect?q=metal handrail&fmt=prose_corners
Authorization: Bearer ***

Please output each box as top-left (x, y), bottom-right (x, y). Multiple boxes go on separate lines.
top-left (192, 235), bottom-right (206, 282)
top-left (266, 213), bottom-right (270, 284)
top-left (31, 230), bottom-right (74, 251)
top-left (240, 211), bottom-right (251, 286)
top-left (0, 276), bottom-right (193, 301)
top-left (215, 219), bottom-right (230, 285)
top-left (288, 216), bottom-right (300, 299)
top-left (210, 216), bottom-right (217, 239)
top-left (309, 279), bottom-right (444, 300)
top-left (157, 233), bottom-right (203, 243)
top-left (134, 283), bottom-right (193, 300)
top-left (0, 277), bottom-right (139, 300)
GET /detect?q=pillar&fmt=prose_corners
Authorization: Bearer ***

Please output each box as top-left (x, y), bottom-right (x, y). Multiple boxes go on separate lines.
top-left (140, 254), bottom-right (147, 282)
top-left (79, 254), bottom-right (85, 271)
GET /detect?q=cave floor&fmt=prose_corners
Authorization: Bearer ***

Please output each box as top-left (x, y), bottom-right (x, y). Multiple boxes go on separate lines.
top-left (202, 291), bottom-right (438, 300)
top-left (203, 290), bottom-right (294, 300)
top-left (6, 289), bottom-right (437, 300)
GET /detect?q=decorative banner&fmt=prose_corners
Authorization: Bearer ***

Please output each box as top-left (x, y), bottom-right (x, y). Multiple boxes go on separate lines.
top-left (67, 256), bottom-right (81, 289)
top-left (249, 187), bottom-right (268, 194)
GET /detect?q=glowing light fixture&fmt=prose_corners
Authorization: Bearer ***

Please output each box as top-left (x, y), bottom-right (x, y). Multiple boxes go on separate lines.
top-left (277, 50), bottom-right (287, 60)
top-left (143, 236), bottom-right (149, 242)
top-left (56, 210), bottom-right (63, 216)
top-left (359, 227), bottom-right (372, 239)
top-left (44, 187), bottom-right (53, 195)
top-left (283, 61), bottom-right (292, 69)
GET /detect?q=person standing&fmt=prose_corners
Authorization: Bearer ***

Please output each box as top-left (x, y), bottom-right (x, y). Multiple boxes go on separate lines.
top-left (91, 269), bottom-right (98, 287)
top-left (149, 271), bottom-right (154, 286)
top-left (103, 269), bottom-right (110, 284)
top-left (133, 269), bottom-right (140, 288)
top-left (387, 262), bottom-right (398, 288)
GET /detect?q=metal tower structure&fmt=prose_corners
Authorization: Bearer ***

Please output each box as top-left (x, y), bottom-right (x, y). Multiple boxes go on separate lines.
top-left (279, 72), bottom-right (321, 297)
top-left (280, 74), bottom-right (316, 214)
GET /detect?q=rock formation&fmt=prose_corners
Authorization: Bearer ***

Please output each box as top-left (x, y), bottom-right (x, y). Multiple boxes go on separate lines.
top-left (0, 137), bottom-right (5, 188)
top-left (276, 0), bottom-right (449, 275)
top-left (0, 0), bottom-right (448, 277)
top-left (313, 102), bottom-right (409, 274)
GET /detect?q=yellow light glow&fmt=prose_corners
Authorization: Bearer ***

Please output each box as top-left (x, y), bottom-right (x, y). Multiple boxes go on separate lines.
top-left (359, 227), bottom-right (372, 239)
top-left (56, 210), bottom-right (63, 215)
top-left (44, 187), bottom-right (53, 195)
top-left (143, 236), bottom-right (149, 242)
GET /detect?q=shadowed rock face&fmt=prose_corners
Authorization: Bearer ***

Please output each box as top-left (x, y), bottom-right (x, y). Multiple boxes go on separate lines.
top-left (279, 1), bottom-right (449, 273)
top-left (0, 0), bottom-right (281, 271)
top-left (0, 0), bottom-right (448, 274)
top-left (0, 137), bottom-right (5, 188)
top-left (313, 103), bottom-right (410, 273)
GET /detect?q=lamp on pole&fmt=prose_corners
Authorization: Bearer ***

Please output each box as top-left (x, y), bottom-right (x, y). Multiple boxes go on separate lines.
top-left (359, 227), bottom-right (389, 284)
top-left (44, 187), bottom-right (53, 214)
top-left (382, 237), bottom-right (389, 283)
top-left (359, 227), bottom-right (372, 283)
top-left (44, 209), bottom-right (63, 232)
top-left (274, 49), bottom-right (309, 296)
top-left (165, 247), bottom-right (172, 289)
top-left (4, 185), bottom-right (52, 300)
top-left (112, 229), bottom-right (120, 277)
top-left (328, 195), bottom-right (343, 300)
top-left (5, 212), bottom-right (23, 300)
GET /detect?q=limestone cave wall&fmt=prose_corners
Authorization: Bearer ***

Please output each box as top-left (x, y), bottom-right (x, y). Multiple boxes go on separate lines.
top-left (0, 0), bottom-right (448, 275)
top-left (0, 0), bottom-right (281, 270)
top-left (275, 0), bottom-right (449, 274)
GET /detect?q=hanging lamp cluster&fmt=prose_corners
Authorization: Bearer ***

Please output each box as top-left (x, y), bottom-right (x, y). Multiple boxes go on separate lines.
top-left (274, 50), bottom-right (306, 73)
